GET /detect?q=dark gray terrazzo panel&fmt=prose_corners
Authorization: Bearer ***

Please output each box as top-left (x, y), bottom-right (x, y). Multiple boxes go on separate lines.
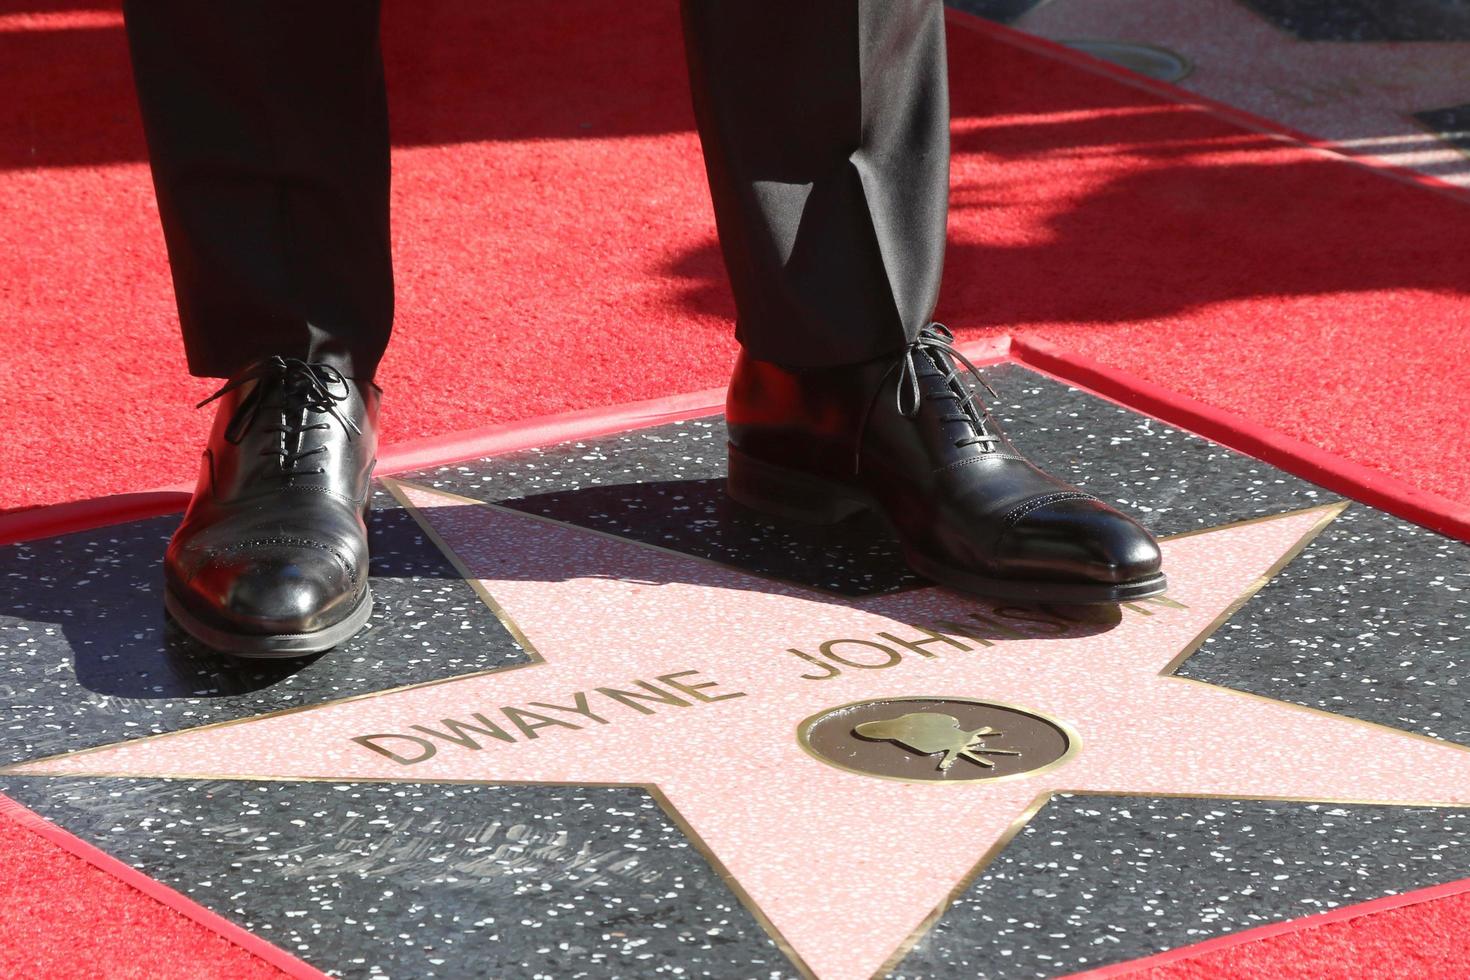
top-left (408, 365), bottom-right (1334, 596)
top-left (1180, 503), bottom-right (1470, 743)
top-left (0, 777), bottom-right (793, 980)
top-left (1236, 0), bottom-right (1470, 41)
top-left (0, 488), bottom-right (530, 768)
top-left (894, 793), bottom-right (1470, 978)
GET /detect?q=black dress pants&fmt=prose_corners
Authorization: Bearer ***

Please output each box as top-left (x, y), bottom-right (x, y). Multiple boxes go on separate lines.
top-left (122, 1), bottom-right (950, 379)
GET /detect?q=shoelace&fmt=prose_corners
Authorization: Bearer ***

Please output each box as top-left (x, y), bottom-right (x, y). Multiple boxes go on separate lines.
top-left (198, 356), bottom-right (360, 476)
top-left (892, 323), bottom-right (1001, 451)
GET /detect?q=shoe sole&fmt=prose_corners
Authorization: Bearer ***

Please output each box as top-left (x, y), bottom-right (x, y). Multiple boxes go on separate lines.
top-left (164, 586), bottom-right (374, 658)
top-left (727, 443), bottom-right (1168, 605)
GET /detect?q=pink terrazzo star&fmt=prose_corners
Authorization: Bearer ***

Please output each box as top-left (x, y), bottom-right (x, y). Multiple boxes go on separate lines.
top-left (15, 483), bottom-right (1470, 980)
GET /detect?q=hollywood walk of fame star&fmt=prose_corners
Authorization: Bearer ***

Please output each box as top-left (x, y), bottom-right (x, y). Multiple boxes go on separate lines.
top-left (9, 481), bottom-right (1470, 980)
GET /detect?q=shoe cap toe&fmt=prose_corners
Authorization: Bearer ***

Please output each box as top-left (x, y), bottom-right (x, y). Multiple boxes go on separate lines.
top-left (999, 497), bottom-right (1162, 585)
top-left (190, 547), bottom-right (357, 635)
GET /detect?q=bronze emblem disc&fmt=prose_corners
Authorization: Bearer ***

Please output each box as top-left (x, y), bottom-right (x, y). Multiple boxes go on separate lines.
top-left (797, 696), bottom-right (1078, 783)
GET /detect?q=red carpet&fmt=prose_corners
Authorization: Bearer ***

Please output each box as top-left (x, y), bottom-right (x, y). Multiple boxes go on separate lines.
top-left (0, 804), bottom-right (291, 978)
top-left (1, 1), bottom-right (1468, 514)
top-left (3, 1), bottom-right (1470, 976)
top-left (1111, 880), bottom-right (1470, 979)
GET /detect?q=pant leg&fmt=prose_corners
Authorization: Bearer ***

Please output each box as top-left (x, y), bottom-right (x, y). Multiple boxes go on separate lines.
top-left (681, 0), bottom-right (949, 368)
top-left (122, 0), bottom-right (393, 380)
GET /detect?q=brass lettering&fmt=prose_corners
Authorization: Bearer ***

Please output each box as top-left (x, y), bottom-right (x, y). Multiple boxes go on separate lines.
top-left (596, 681), bottom-right (692, 715)
top-left (501, 706), bottom-right (581, 739)
top-left (657, 670), bottom-right (747, 703)
top-left (965, 612), bottom-right (1028, 639)
top-left (788, 648), bottom-right (842, 680)
top-left (410, 713), bottom-right (517, 749)
top-left (877, 625), bottom-right (972, 658)
top-left (351, 733), bottom-right (438, 765)
top-left (529, 691), bottom-right (609, 725)
top-left (819, 639), bottom-right (901, 669)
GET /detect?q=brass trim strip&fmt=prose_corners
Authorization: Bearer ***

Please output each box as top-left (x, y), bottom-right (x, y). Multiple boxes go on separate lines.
top-left (873, 790), bottom-right (1052, 977)
top-left (1158, 500), bottom-right (1347, 676)
top-left (382, 478), bottom-right (546, 660)
top-left (1156, 499), bottom-right (1346, 543)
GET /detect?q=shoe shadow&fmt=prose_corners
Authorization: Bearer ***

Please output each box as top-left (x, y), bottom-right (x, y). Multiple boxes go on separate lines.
top-left (6, 476), bottom-right (1128, 706)
top-left (8, 513), bottom-right (317, 702)
top-left (3, 491), bottom-right (462, 703)
top-left (397, 475), bottom-right (1131, 640)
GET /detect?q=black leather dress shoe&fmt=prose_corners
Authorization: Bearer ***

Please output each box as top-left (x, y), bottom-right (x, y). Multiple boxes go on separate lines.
top-left (726, 324), bottom-right (1166, 603)
top-left (164, 356), bottom-right (379, 656)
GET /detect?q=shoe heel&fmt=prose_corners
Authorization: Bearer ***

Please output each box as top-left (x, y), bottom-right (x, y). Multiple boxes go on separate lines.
top-left (726, 443), bottom-right (871, 525)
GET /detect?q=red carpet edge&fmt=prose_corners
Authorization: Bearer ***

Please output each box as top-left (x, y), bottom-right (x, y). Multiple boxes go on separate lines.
top-left (0, 385), bottom-right (726, 547)
top-left (0, 794), bottom-right (326, 979)
top-left (1066, 875), bottom-right (1470, 979)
